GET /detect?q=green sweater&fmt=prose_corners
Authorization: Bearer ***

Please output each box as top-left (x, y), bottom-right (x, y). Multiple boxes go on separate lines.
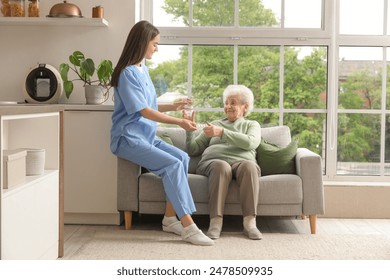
top-left (186, 117), bottom-right (261, 165)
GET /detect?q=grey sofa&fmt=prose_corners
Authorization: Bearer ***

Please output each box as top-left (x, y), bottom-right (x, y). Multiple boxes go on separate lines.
top-left (117, 125), bottom-right (325, 234)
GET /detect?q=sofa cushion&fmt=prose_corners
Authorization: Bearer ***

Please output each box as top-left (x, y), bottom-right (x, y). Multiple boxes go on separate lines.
top-left (261, 125), bottom-right (291, 147)
top-left (156, 131), bottom-right (174, 145)
top-left (157, 127), bottom-right (187, 151)
top-left (139, 173), bottom-right (209, 202)
top-left (139, 173), bottom-right (302, 205)
top-left (256, 138), bottom-right (298, 176)
top-left (157, 126), bottom-right (203, 173)
top-left (257, 174), bottom-right (302, 204)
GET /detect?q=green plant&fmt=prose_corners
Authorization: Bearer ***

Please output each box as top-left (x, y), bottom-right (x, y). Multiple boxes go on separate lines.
top-left (59, 51), bottom-right (114, 98)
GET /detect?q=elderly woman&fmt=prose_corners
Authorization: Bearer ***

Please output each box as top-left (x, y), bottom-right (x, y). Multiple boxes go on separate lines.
top-left (185, 85), bottom-right (262, 240)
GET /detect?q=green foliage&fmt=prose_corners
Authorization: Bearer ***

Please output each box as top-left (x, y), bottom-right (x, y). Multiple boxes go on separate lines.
top-left (163, 0), bottom-right (277, 27)
top-left (338, 113), bottom-right (381, 162)
top-left (338, 126), bottom-right (372, 162)
top-left (284, 48), bottom-right (327, 110)
top-left (338, 67), bottom-right (383, 162)
top-left (340, 69), bottom-right (382, 109)
top-left (238, 46), bottom-right (281, 109)
top-left (338, 93), bottom-right (364, 109)
top-left (59, 51), bottom-right (114, 98)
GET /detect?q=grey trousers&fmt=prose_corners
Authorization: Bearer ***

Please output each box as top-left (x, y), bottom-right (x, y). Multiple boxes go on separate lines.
top-left (196, 159), bottom-right (261, 218)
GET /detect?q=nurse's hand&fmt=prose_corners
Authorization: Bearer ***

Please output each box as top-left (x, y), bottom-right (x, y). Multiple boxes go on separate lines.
top-left (173, 97), bottom-right (193, 111)
top-left (180, 118), bottom-right (197, 132)
top-left (157, 98), bottom-right (192, 113)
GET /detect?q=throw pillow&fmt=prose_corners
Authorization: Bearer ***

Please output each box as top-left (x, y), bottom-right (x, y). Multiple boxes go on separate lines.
top-left (256, 138), bottom-right (298, 176)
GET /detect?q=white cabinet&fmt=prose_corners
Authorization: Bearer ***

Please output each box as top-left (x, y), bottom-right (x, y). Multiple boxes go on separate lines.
top-left (2, 171), bottom-right (59, 259)
top-left (64, 108), bottom-right (120, 225)
top-left (0, 107), bottom-right (63, 259)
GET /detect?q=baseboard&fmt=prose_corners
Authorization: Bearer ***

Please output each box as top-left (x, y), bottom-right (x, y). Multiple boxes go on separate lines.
top-left (64, 212), bottom-right (123, 225)
top-left (322, 185), bottom-right (390, 218)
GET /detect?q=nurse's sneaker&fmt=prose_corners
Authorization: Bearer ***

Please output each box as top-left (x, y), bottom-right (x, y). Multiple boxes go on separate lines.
top-left (162, 216), bottom-right (183, 235)
top-left (182, 224), bottom-right (215, 246)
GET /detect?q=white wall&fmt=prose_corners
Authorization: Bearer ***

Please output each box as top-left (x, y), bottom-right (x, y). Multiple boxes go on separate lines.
top-left (0, 0), bottom-right (135, 104)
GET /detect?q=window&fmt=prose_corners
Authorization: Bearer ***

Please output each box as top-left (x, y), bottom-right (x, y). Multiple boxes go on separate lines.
top-left (143, 0), bottom-right (390, 181)
top-left (337, 47), bottom-right (384, 176)
top-left (152, 0), bottom-right (323, 28)
top-left (337, 0), bottom-right (390, 178)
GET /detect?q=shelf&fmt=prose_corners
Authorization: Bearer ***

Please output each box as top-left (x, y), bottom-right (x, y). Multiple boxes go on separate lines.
top-left (0, 17), bottom-right (108, 27)
top-left (2, 170), bottom-right (59, 198)
top-left (0, 105), bottom-right (63, 259)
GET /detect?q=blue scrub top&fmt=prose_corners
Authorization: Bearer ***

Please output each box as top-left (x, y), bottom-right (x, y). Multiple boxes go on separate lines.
top-left (110, 64), bottom-right (158, 154)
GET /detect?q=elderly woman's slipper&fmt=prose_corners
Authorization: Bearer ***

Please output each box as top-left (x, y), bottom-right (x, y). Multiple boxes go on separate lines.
top-left (243, 228), bottom-right (263, 240)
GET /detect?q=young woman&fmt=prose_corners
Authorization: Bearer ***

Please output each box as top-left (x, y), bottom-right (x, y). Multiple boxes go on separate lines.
top-left (110, 20), bottom-right (214, 246)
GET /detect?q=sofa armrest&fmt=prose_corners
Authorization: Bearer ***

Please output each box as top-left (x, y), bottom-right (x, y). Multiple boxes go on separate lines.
top-left (117, 157), bottom-right (142, 212)
top-left (295, 148), bottom-right (325, 215)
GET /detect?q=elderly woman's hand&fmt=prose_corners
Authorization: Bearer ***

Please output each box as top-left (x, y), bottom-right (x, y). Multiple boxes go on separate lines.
top-left (203, 122), bottom-right (224, 137)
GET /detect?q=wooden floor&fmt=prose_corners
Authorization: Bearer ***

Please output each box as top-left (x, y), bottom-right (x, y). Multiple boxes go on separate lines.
top-left (62, 215), bottom-right (390, 259)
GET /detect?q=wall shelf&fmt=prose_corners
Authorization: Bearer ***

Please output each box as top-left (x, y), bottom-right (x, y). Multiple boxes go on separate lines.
top-left (0, 17), bottom-right (108, 27)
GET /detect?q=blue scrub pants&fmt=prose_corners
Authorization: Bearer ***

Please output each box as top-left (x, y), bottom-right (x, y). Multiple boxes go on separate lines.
top-left (115, 136), bottom-right (196, 219)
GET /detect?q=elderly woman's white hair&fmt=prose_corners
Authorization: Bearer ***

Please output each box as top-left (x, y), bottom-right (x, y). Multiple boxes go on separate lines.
top-left (222, 85), bottom-right (254, 117)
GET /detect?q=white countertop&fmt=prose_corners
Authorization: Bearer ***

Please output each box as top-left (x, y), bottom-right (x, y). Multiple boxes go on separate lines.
top-left (0, 103), bottom-right (114, 115)
top-left (0, 104), bottom-right (64, 116)
top-left (63, 104), bottom-right (114, 111)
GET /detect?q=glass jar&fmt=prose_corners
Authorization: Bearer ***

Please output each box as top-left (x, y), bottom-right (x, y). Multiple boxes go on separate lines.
top-left (10, 0), bottom-right (24, 17)
top-left (183, 104), bottom-right (194, 116)
top-left (1, 0), bottom-right (11, 17)
top-left (27, 0), bottom-right (39, 17)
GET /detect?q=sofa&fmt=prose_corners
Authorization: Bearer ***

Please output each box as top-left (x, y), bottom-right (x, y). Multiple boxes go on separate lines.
top-left (117, 125), bottom-right (325, 234)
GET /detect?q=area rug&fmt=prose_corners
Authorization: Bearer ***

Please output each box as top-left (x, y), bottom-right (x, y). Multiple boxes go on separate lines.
top-left (64, 229), bottom-right (390, 260)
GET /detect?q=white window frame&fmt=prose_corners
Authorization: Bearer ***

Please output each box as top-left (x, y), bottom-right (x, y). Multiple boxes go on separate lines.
top-left (138, 0), bottom-right (390, 182)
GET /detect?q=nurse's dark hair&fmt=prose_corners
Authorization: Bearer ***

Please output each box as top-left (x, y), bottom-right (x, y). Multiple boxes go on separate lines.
top-left (110, 20), bottom-right (160, 87)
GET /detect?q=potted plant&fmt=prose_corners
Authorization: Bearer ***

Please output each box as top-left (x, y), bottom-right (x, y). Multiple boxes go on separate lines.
top-left (59, 50), bottom-right (114, 104)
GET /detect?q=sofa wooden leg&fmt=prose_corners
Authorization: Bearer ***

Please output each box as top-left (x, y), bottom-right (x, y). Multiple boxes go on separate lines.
top-left (309, 214), bottom-right (316, 234)
top-left (124, 211), bottom-right (132, 230)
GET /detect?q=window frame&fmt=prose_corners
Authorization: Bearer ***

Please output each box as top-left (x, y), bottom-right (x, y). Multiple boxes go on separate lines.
top-left (139, 0), bottom-right (390, 182)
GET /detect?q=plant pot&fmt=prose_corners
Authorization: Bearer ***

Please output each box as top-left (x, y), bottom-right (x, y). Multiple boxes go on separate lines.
top-left (84, 85), bottom-right (108, 105)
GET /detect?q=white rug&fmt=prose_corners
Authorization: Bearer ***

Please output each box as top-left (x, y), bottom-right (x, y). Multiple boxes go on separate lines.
top-left (65, 229), bottom-right (390, 260)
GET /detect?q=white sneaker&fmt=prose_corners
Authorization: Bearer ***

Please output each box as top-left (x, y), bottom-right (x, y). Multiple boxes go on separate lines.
top-left (162, 220), bottom-right (183, 236)
top-left (182, 224), bottom-right (215, 246)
